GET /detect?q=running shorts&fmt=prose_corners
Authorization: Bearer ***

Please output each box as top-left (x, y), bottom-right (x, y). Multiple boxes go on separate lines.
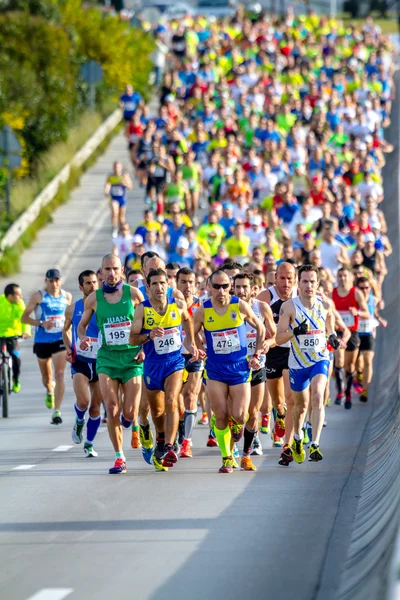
top-left (251, 367), bottom-right (266, 388)
top-left (289, 360), bottom-right (330, 392)
top-left (144, 356), bottom-right (185, 391)
top-left (96, 346), bottom-right (143, 384)
top-left (71, 358), bottom-right (98, 383)
top-left (184, 354), bottom-right (204, 374)
top-left (359, 335), bottom-right (375, 352)
top-left (34, 339), bottom-right (65, 360)
top-left (204, 359), bottom-right (251, 386)
top-left (265, 350), bottom-right (289, 380)
top-left (337, 330), bottom-right (360, 352)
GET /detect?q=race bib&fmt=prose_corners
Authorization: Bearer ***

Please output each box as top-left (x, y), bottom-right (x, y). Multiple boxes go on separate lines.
top-left (110, 185), bottom-right (124, 197)
top-left (154, 327), bottom-right (182, 355)
top-left (129, 134), bottom-right (140, 144)
top-left (247, 332), bottom-right (257, 357)
top-left (186, 178), bottom-right (196, 190)
top-left (358, 319), bottom-right (374, 334)
top-left (212, 329), bottom-right (241, 354)
top-left (154, 166), bottom-right (164, 177)
top-left (339, 311), bottom-right (355, 328)
top-left (77, 337), bottom-right (99, 360)
top-left (298, 330), bottom-right (326, 351)
top-left (124, 101), bottom-right (135, 111)
top-left (103, 321), bottom-right (131, 346)
top-left (45, 315), bottom-right (65, 334)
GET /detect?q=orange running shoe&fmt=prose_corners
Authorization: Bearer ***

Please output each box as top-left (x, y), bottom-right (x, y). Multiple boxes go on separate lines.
top-left (240, 456), bottom-right (257, 471)
top-left (180, 439), bottom-right (193, 458)
top-left (272, 431), bottom-right (284, 447)
top-left (198, 412), bottom-right (209, 425)
top-left (260, 413), bottom-right (270, 434)
top-left (131, 429), bottom-right (141, 449)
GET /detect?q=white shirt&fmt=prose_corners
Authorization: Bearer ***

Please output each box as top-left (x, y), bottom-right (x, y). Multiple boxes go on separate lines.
top-left (319, 240), bottom-right (343, 276)
top-left (253, 172), bottom-right (278, 199)
top-left (144, 243), bottom-right (167, 261)
top-left (246, 228), bottom-right (266, 251)
top-left (113, 235), bottom-right (134, 264)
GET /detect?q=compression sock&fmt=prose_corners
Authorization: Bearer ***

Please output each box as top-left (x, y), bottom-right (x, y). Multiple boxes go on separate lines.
top-left (230, 418), bottom-right (244, 442)
top-left (120, 413), bottom-right (132, 429)
top-left (334, 366), bottom-right (345, 394)
top-left (116, 450), bottom-right (125, 460)
top-left (86, 415), bottom-right (101, 444)
top-left (345, 371), bottom-right (355, 395)
top-left (74, 403), bottom-right (87, 422)
top-left (184, 410), bottom-right (197, 440)
top-left (243, 426), bottom-right (257, 456)
top-left (215, 426), bottom-right (231, 458)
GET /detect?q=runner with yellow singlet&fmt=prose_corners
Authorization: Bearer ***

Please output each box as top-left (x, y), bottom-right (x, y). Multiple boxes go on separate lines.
top-left (193, 270), bottom-right (265, 474)
top-left (78, 254), bottom-right (144, 475)
top-left (130, 268), bottom-right (200, 470)
top-left (104, 161), bottom-right (133, 238)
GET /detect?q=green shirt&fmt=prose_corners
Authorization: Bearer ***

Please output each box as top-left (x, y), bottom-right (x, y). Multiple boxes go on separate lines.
top-left (0, 295), bottom-right (30, 338)
top-left (96, 284), bottom-right (139, 353)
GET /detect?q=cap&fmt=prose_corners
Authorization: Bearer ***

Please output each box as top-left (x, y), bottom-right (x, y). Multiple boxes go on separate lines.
top-left (250, 215), bottom-right (262, 226)
top-left (364, 233), bottom-right (375, 243)
top-left (177, 237), bottom-right (190, 250)
top-left (46, 269), bottom-right (61, 280)
top-left (223, 202), bottom-right (234, 210)
top-left (132, 234), bottom-right (143, 244)
top-left (211, 202), bottom-right (222, 211)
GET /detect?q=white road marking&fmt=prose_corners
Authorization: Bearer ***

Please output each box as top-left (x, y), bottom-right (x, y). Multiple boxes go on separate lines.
top-left (13, 465), bottom-right (36, 470)
top-left (26, 589), bottom-right (73, 600)
top-left (52, 445), bottom-right (73, 452)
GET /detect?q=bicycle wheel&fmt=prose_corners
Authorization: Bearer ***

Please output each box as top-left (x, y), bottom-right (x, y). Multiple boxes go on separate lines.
top-left (2, 362), bottom-right (9, 418)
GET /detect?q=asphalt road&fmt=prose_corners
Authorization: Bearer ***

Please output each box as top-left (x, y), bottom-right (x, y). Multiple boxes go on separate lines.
top-left (0, 129), bottom-right (373, 600)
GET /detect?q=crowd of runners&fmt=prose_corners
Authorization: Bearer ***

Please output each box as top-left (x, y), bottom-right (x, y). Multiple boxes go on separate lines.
top-left (0, 8), bottom-right (393, 474)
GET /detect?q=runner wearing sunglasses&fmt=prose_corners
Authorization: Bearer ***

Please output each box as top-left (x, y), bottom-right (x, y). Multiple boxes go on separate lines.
top-left (193, 270), bottom-right (265, 474)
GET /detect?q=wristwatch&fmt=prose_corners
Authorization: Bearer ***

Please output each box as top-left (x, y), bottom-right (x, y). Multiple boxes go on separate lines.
top-left (145, 333), bottom-right (151, 341)
top-left (38, 320), bottom-right (44, 328)
top-left (253, 352), bottom-right (260, 360)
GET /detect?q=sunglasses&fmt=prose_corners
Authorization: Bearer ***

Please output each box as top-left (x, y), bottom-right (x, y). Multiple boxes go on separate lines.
top-left (359, 286), bottom-right (370, 290)
top-left (212, 283), bottom-right (230, 290)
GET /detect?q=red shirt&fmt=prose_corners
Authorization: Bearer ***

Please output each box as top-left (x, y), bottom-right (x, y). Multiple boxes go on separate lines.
top-left (332, 286), bottom-right (360, 332)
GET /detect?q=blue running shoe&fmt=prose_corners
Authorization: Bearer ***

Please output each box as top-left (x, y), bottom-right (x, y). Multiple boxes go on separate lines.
top-left (233, 443), bottom-right (240, 458)
top-left (139, 424), bottom-right (154, 465)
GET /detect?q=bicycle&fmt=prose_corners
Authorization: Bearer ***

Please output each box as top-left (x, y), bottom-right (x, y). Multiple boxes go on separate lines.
top-left (0, 337), bottom-right (16, 418)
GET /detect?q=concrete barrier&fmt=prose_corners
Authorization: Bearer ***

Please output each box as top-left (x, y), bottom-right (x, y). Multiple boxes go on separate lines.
top-left (337, 74), bottom-right (400, 600)
top-left (0, 108), bottom-right (122, 253)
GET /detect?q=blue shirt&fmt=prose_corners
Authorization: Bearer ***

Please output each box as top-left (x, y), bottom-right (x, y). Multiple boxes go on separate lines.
top-left (120, 92), bottom-right (142, 119)
top-left (167, 224), bottom-right (186, 252)
top-left (277, 203), bottom-right (300, 224)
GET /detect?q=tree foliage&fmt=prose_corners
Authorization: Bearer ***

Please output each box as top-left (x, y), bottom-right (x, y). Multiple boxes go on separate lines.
top-left (0, 0), bottom-right (153, 172)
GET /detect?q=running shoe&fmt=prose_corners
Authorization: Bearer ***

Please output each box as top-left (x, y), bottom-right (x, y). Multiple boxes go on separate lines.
top-left (162, 445), bottom-right (178, 468)
top-left (335, 393), bottom-right (345, 406)
top-left (84, 443), bottom-right (98, 458)
top-left (274, 414), bottom-right (286, 438)
top-left (12, 381), bottom-right (21, 393)
top-left (45, 392), bottom-right (55, 410)
top-left (207, 429), bottom-right (218, 447)
top-left (251, 433), bottom-right (263, 456)
top-left (198, 412), bottom-right (209, 425)
top-left (291, 437), bottom-right (305, 463)
top-left (309, 443), bottom-right (323, 462)
top-left (240, 456), bottom-right (257, 471)
top-left (353, 382), bottom-right (363, 395)
top-left (152, 444), bottom-right (168, 471)
top-left (232, 443), bottom-right (240, 458)
top-left (360, 391), bottom-right (368, 403)
top-left (180, 439), bottom-right (192, 458)
top-left (278, 444), bottom-right (293, 466)
top-left (139, 424), bottom-right (154, 464)
top-left (356, 371), bottom-right (363, 384)
top-left (131, 429), bottom-right (141, 449)
top-left (230, 421), bottom-right (244, 442)
top-left (272, 431), bottom-right (283, 447)
top-left (51, 410), bottom-right (62, 425)
top-left (109, 458), bottom-right (126, 474)
top-left (72, 419), bottom-right (85, 444)
top-left (323, 420), bottom-right (327, 427)
top-left (306, 422), bottom-right (313, 444)
top-left (219, 457), bottom-right (234, 474)
top-left (260, 413), bottom-right (270, 434)
top-left (232, 455), bottom-right (239, 469)
top-left (344, 391), bottom-right (352, 410)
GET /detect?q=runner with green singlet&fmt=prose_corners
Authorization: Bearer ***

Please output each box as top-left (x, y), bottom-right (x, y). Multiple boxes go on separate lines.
top-left (78, 254), bottom-right (145, 475)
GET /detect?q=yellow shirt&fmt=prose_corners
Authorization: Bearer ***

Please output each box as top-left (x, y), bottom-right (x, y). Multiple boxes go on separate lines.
top-left (225, 236), bottom-right (250, 258)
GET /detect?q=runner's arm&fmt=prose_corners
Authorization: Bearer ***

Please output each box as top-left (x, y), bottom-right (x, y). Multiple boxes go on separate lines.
top-left (123, 172), bottom-right (133, 190)
top-left (77, 292), bottom-right (96, 341)
top-left (354, 289), bottom-right (371, 320)
top-left (129, 303), bottom-right (150, 346)
top-left (332, 308), bottom-right (351, 342)
top-left (130, 286), bottom-right (144, 305)
top-left (62, 303), bottom-right (74, 354)
top-left (275, 300), bottom-right (295, 346)
top-left (21, 291), bottom-right (42, 327)
top-left (260, 301), bottom-right (276, 351)
top-left (257, 288), bottom-right (271, 304)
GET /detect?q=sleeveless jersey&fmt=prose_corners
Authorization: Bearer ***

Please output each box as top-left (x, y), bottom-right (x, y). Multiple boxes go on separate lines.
top-left (139, 285), bottom-right (174, 302)
top-left (95, 284), bottom-right (138, 353)
top-left (107, 175), bottom-right (126, 203)
top-left (34, 289), bottom-right (69, 343)
top-left (288, 296), bottom-right (329, 370)
top-left (332, 286), bottom-right (359, 332)
top-left (71, 299), bottom-right (99, 363)
top-left (246, 299), bottom-right (265, 369)
top-left (203, 296), bottom-right (247, 364)
top-left (268, 285), bottom-right (298, 356)
top-left (141, 297), bottom-right (183, 362)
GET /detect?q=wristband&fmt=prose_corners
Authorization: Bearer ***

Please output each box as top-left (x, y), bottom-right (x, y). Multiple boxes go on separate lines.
top-left (38, 320), bottom-right (43, 328)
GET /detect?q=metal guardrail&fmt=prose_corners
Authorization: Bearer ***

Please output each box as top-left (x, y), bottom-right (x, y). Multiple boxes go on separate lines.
top-left (336, 71), bottom-right (400, 600)
top-left (0, 108), bottom-right (122, 254)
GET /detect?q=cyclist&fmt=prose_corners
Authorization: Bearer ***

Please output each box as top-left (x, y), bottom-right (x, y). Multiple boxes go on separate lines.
top-left (0, 284), bottom-right (31, 393)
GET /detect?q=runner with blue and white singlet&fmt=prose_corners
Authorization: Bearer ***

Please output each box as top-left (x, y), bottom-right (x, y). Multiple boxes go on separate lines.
top-left (62, 270), bottom-right (103, 458)
top-left (22, 269), bottom-right (72, 425)
top-left (276, 265), bottom-right (345, 465)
